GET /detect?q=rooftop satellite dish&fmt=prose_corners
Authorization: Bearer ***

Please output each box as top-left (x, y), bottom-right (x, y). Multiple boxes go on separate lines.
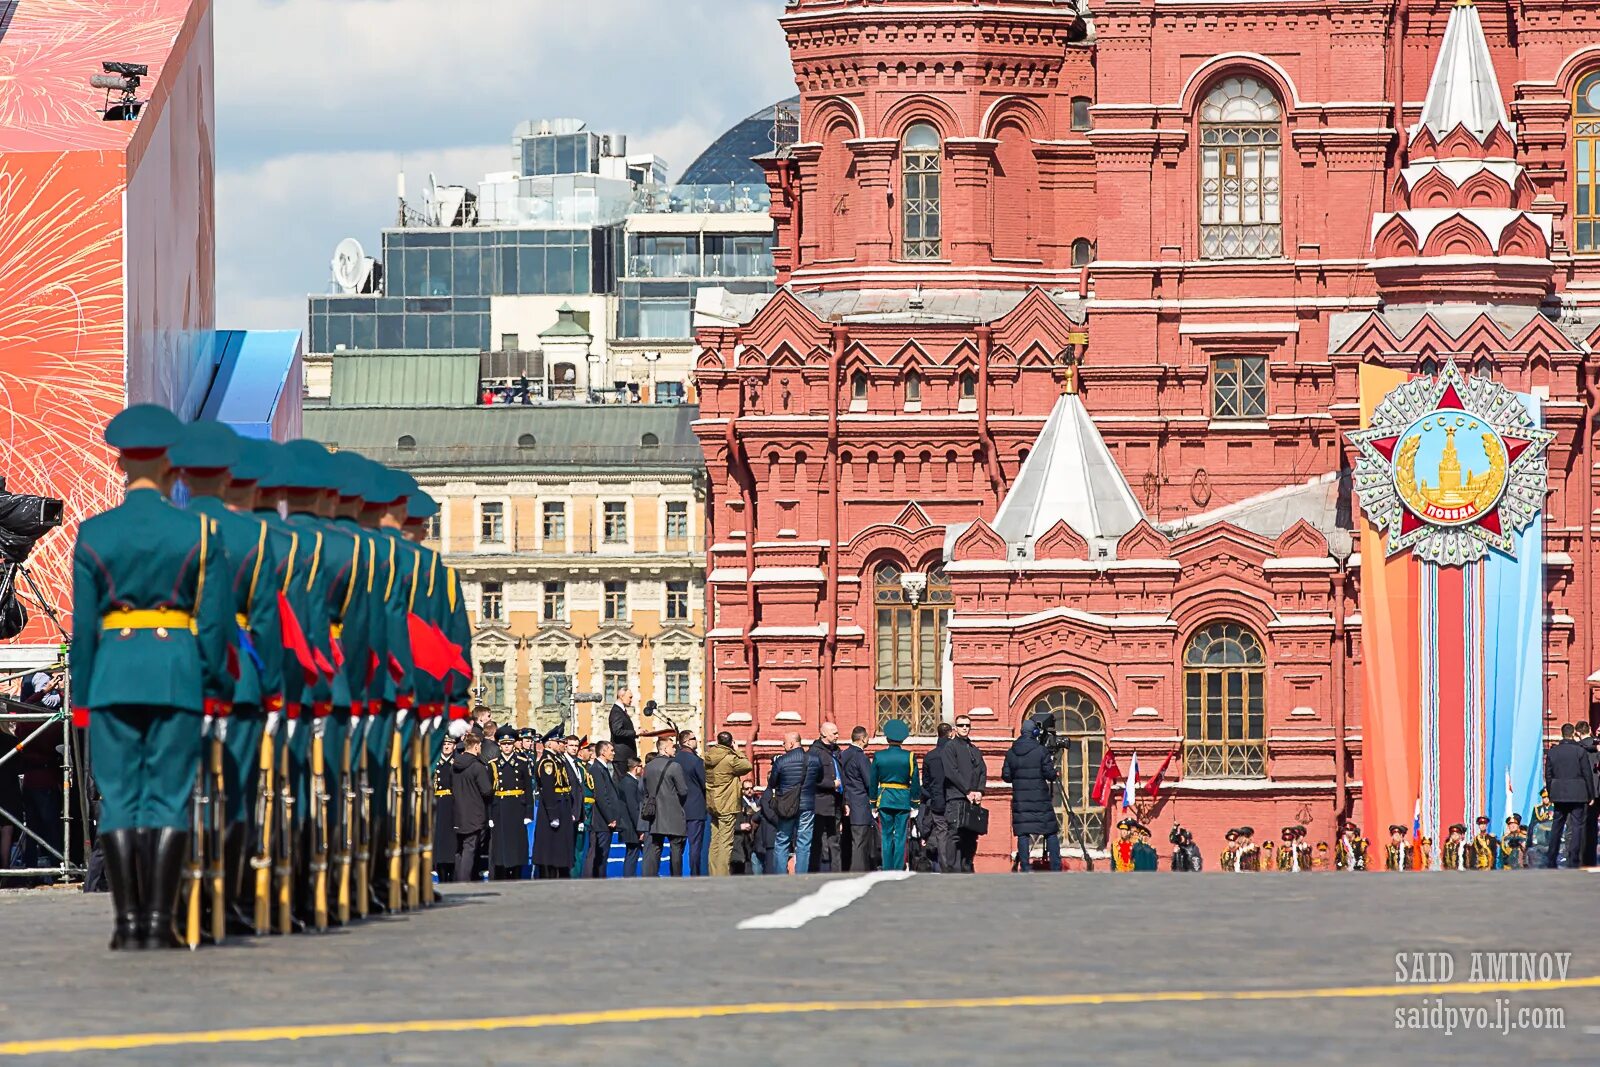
top-left (332, 237), bottom-right (373, 294)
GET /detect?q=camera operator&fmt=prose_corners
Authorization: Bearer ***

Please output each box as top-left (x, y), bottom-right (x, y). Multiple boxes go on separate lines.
top-left (1002, 712), bottom-right (1061, 871)
top-left (1169, 824), bottom-right (1203, 871)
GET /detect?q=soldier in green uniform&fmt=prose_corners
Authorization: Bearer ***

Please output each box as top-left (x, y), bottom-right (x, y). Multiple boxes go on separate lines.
top-left (1219, 828), bottom-right (1239, 871)
top-left (1499, 814), bottom-right (1528, 869)
top-left (869, 718), bottom-right (918, 871)
top-left (244, 440), bottom-right (322, 933)
top-left (1440, 823), bottom-right (1469, 870)
top-left (170, 421), bottom-right (287, 936)
top-left (1130, 821), bottom-right (1158, 870)
top-left (73, 405), bottom-right (232, 949)
top-left (570, 735), bottom-right (595, 878)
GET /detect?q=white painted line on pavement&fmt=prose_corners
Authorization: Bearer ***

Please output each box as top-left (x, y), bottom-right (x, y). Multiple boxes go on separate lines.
top-left (737, 871), bottom-right (915, 931)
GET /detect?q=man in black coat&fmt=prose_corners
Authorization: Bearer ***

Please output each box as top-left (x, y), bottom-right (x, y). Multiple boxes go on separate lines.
top-left (1579, 721), bottom-right (1600, 867)
top-left (616, 758), bottom-right (645, 876)
top-left (808, 723), bottom-right (846, 872)
top-left (450, 732), bottom-right (495, 883)
top-left (919, 723), bottom-right (952, 871)
top-left (674, 730), bottom-right (709, 876)
top-left (839, 726), bottom-right (875, 871)
top-left (490, 727), bottom-right (530, 879)
top-left (1544, 723), bottom-right (1597, 868)
top-left (941, 714), bottom-right (988, 873)
top-left (608, 690), bottom-right (638, 775)
top-left (588, 741), bottom-right (625, 878)
top-left (1001, 714), bottom-right (1060, 871)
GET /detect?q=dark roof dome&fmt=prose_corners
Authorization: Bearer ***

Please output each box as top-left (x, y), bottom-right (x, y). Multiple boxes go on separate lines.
top-left (678, 97), bottom-right (800, 186)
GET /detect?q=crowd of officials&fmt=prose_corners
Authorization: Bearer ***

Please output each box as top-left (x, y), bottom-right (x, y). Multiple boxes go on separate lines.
top-left (68, 404), bottom-right (472, 950)
top-left (431, 707), bottom-right (1600, 878)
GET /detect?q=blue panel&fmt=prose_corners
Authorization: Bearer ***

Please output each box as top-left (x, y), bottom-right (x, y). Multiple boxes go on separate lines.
top-left (200, 330), bottom-right (303, 441)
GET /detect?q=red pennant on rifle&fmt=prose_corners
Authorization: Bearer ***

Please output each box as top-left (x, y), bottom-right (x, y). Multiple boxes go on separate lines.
top-left (406, 613), bottom-right (451, 681)
top-left (277, 591), bottom-right (318, 686)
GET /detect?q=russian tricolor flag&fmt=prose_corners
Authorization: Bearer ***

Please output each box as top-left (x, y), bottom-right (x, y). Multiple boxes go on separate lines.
top-left (1123, 752), bottom-right (1139, 810)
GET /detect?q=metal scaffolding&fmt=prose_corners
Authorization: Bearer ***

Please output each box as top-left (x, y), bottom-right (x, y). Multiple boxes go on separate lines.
top-left (0, 665), bottom-right (85, 882)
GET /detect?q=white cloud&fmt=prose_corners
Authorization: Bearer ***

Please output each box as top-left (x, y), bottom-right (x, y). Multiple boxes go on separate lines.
top-left (214, 0), bottom-right (794, 329)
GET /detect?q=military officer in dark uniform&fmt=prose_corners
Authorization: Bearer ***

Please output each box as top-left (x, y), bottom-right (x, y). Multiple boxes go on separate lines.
top-left (533, 735), bottom-right (577, 878)
top-left (490, 726), bottom-right (530, 878)
top-left (432, 731), bottom-right (457, 882)
top-left (170, 421), bottom-right (286, 936)
top-left (869, 718), bottom-right (918, 871)
top-left (73, 405), bottom-right (232, 949)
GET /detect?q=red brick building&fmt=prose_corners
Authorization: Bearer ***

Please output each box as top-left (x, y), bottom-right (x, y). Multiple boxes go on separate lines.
top-left (692, 0), bottom-right (1600, 867)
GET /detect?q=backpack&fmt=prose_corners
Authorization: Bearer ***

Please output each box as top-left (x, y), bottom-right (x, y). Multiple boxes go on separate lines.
top-left (769, 752), bottom-right (803, 819)
top-left (640, 761), bottom-right (667, 822)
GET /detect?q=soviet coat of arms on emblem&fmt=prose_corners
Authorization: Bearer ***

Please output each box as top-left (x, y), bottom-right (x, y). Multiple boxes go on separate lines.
top-left (1349, 362), bottom-right (1554, 565)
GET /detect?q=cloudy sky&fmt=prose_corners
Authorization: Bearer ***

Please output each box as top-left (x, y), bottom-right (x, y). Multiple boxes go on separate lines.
top-left (214, 0), bottom-right (795, 330)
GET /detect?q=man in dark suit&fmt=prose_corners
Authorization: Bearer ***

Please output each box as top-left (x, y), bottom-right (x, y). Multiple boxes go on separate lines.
top-left (674, 730), bottom-right (708, 876)
top-left (617, 758), bottom-right (645, 876)
top-left (839, 725), bottom-right (875, 871)
top-left (1579, 721), bottom-right (1600, 867)
top-left (589, 741), bottom-right (625, 878)
top-left (608, 690), bottom-right (638, 775)
top-left (1543, 722), bottom-right (1596, 868)
top-left (808, 724), bottom-right (846, 872)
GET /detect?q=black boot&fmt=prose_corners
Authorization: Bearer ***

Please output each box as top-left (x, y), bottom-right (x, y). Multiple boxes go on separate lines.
top-left (143, 828), bottom-right (188, 949)
top-left (224, 823), bottom-right (255, 935)
top-left (102, 830), bottom-right (142, 950)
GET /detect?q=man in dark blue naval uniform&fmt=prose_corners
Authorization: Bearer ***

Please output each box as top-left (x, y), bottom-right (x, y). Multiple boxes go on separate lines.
top-left (170, 420), bottom-right (287, 938)
top-left (72, 405), bottom-right (232, 949)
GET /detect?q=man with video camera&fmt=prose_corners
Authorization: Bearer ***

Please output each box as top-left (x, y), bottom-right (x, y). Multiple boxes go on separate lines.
top-left (1002, 712), bottom-right (1060, 871)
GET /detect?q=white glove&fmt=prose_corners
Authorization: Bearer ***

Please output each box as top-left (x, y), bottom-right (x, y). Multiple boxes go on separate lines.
top-left (288, 718), bottom-right (300, 740)
top-left (550, 819), bottom-right (560, 829)
top-left (313, 715), bottom-right (327, 739)
top-left (489, 820), bottom-right (495, 828)
top-left (215, 717), bottom-right (229, 743)
top-left (266, 711), bottom-right (283, 736)
top-left (523, 817), bottom-right (532, 825)
top-left (202, 715), bottom-right (214, 739)
top-left (397, 707), bottom-right (410, 728)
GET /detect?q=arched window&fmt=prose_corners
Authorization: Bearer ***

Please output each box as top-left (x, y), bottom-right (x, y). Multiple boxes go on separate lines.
top-left (397, 434), bottom-right (417, 451)
top-left (851, 370), bottom-right (869, 401)
top-left (1071, 238), bottom-right (1095, 266)
top-left (959, 370), bottom-right (977, 399)
top-left (1574, 71), bottom-right (1600, 252)
top-left (640, 432), bottom-right (660, 448)
top-left (1031, 688), bottom-right (1105, 846)
top-left (901, 123), bottom-right (942, 260)
top-left (1183, 621), bottom-right (1267, 778)
top-left (992, 120), bottom-right (1036, 259)
top-left (874, 563), bottom-right (950, 735)
top-left (905, 370), bottom-right (922, 405)
top-left (1199, 76), bottom-right (1283, 259)
top-left (517, 433), bottom-right (537, 450)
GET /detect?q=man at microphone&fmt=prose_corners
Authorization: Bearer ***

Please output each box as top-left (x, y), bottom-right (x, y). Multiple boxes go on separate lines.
top-left (608, 689), bottom-right (639, 775)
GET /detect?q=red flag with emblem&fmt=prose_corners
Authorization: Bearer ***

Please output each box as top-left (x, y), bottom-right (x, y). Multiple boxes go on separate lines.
top-left (1089, 749), bottom-right (1121, 807)
top-left (1144, 749), bottom-right (1178, 801)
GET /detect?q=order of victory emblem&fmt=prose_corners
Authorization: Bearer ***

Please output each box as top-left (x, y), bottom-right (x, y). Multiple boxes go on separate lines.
top-left (1349, 362), bottom-right (1554, 565)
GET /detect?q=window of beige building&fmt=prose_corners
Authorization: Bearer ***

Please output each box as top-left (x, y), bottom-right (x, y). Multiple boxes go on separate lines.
top-left (480, 660), bottom-right (506, 709)
top-left (604, 580), bottom-right (628, 622)
top-left (666, 580), bottom-right (690, 622)
top-left (540, 660), bottom-right (571, 709)
top-left (480, 501), bottom-right (505, 544)
top-left (665, 501), bottom-right (689, 540)
top-left (602, 501), bottom-right (628, 543)
top-left (480, 581), bottom-right (504, 622)
top-left (603, 659), bottom-right (629, 702)
top-left (542, 580), bottom-right (566, 622)
top-left (425, 513), bottom-right (441, 541)
top-left (664, 659), bottom-right (691, 705)
top-left (542, 500), bottom-right (566, 542)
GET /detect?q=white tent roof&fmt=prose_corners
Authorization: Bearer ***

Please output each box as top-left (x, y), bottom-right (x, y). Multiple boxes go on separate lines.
top-left (1414, 0), bottom-right (1513, 143)
top-left (991, 391), bottom-right (1145, 559)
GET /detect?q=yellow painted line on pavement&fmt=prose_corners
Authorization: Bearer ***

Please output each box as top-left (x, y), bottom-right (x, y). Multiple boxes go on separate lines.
top-left (3, 975), bottom-right (1598, 1057)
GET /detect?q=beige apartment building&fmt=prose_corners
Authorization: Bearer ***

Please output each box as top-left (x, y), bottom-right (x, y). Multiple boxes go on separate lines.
top-left (306, 403), bottom-right (705, 739)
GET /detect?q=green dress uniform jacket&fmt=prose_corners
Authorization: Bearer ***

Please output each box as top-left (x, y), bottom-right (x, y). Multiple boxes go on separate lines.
top-left (71, 488), bottom-right (232, 832)
top-left (188, 496), bottom-right (285, 825)
top-left (869, 746), bottom-right (919, 811)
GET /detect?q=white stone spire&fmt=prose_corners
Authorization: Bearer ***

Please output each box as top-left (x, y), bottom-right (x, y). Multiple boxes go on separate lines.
top-left (1414, 0), bottom-right (1513, 145)
top-left (991, 391), bottom-right (1145, 558)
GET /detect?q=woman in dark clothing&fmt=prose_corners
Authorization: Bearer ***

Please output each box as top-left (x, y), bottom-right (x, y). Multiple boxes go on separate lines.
top-left (1001, 715), bottom-right (1061, 871)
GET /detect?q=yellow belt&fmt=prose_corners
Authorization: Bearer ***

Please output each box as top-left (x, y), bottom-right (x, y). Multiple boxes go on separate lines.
top-left (235, 613), bottom-right (249, 629)
top-left (330, 622), bottom-right (344, 640)
top-left (435, 789), bottom-right (452, 797)
top-left (495, 789), bottom-right (525, 797)
top-left (102, 608), bottom-right (195, 632)
top-left (879, 782), bottom-right (910, 789)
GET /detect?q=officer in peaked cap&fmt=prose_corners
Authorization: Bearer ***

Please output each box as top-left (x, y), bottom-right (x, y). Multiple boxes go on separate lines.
top-left (869, 718), bottom-right (917, 872)
top-left (171, 420), bottom-right (287, 939)
top-left (74, 405), bottom-right (233, 949)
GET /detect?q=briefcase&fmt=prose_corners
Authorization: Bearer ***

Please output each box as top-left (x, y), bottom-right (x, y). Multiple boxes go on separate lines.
top-left (955, 800), bottom-right (989, 836)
